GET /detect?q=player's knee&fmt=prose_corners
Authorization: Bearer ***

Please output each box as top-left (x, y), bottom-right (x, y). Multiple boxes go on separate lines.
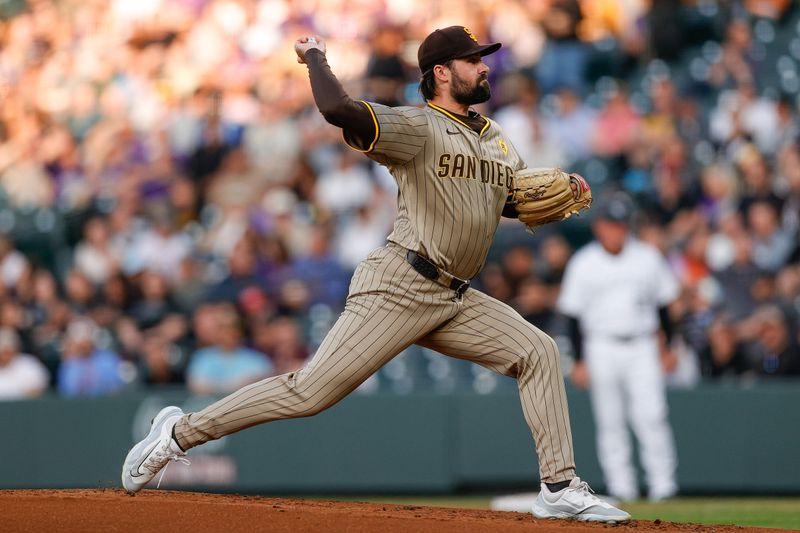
top-left (298, 399), bottom-right (327, 418)
top-left (519, 334), bottom-right (560, 371)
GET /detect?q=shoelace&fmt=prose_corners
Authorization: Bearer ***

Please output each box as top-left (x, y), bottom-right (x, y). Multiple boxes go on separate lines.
top-left (141, 441), bottom-right (190, 489)
top-left (571, 480), bottom-right (596, 497)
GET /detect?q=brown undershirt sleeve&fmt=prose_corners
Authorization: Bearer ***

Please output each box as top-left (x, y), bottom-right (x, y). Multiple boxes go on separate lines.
top-left (305, 49), bottom-right (375, 149)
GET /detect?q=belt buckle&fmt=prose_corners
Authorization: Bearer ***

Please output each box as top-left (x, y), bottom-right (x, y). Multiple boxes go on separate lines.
top-left (453, 280), bottom-right (470, 295)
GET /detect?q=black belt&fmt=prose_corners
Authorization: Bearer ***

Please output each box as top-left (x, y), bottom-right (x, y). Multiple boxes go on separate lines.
top-left (607, 333), bottom-right (649, 343)
top-left (406, 250), bottom-right (470, 295)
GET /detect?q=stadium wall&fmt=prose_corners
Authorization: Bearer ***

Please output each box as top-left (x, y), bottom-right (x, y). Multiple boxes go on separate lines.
top-left (2, 384), bottom-right (799, 494)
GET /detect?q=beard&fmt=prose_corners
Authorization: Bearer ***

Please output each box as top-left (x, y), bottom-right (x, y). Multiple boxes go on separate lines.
top-left (450, 70), bottom-right (491, 105)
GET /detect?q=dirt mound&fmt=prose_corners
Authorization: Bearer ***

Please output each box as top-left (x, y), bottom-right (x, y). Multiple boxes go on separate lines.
top-left (0, 489), bottom-right (786, 533)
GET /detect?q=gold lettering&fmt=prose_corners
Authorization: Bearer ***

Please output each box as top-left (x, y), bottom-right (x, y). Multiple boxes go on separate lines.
top-left (437, 153), bottom-right (451, 178)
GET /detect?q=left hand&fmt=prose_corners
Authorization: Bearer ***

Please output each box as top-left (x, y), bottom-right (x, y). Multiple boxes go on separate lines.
top-left (511, 168), bottom-right (593, 230)
top-left (660, 349), bottom-right (678, 374)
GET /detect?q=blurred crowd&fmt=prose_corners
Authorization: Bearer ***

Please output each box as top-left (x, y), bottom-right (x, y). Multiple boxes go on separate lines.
top-left (1, 0), bottom-right (799, 400)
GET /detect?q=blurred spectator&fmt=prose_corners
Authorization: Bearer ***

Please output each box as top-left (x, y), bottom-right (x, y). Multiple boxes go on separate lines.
top-left (121, 270), bottom-right (188, 353)
top-left (776, 143), bottom-right (800, 233)
top-left (714, 234), bottom-right (763, 320)
top-left (775, 265), bottom-right (800, 315)
top-left (255, 316), bottom-right (310, 376)
top-left (57, 318), bottom-right (124, 397)
top-left (0, 235), bottom-right (29, 289)
top-left (479, 263), bottom-right (513, 303)
top-left (502, 245), bottom-right (536, 293)
top-left (672, 229), bottom-right (711, 285)
top-left (91, 273), bottom-right (133, 329)
top-left (592, 85), bottom-right (641, 157)
top-left (641, 78), bottom-right (679, 148)
top-left (513, 276), bottom-right (557, 332)
top-left (538, 234), bottom-right (572, 284)
top-left (186, 307), bottom-right (272, 395)
top-left (536, 0), bottom-right (588, 95)
top-left (335, 204), bottom-right (392, 271)
top-left (0, 145), bottom-right (53, 208)
top-left (123, 207), bottom-right (192, 282)
top-left (186, 114), bottom-right (232, 184)
top-left (709, 19), bottom-right (759, 89)
top-left (675, 277), bottom-right (722, 359)
top-left (364, 26), bottom-right (408, 107)
top-left (647, 0), bottom-right (684, 61)
top-left (140, 336), bottom-right (186, 386)
top-left (747, 305), bottom-right (800, 376)
top-left (314, 150), bottom-right (374, 214)
top-left (204, 147), bottom-right (265, 252)
top-left (744, 0), bottom-right (791, 20)
top-left (699, 315), bottom-right (751, 378)
top-left (0, 327), bottom-right (49, 400)
top-left (206, 237), bottom-right (270, 307)
top-left (746, 200), bottom-right (794, 272)
top-left (73, 216), bottom-right (121, 285)
top-left (64, 269), bottom-right (97, 315)
top-left (291, 225), bottom-right (350, 307)
top-left (698, 164), bottom-right (739, 226)
top-left (773, 95), bottom-right (799, 151)
top-left (710, 84), bottom-right (780, 155)
top-left (736, 147), bottom-right (783, 214)
top-left (542, 86), bottom-right (597, 163)
top-left (494, 75), bottom-right (566, 168)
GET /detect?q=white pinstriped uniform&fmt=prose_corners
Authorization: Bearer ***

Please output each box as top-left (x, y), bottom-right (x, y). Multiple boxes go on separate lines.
top-left (173, 102), bottom-right (577, 483)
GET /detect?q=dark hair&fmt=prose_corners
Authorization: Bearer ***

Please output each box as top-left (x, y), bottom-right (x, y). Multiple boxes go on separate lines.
top-left (418, 60), bottom-right (453, 101)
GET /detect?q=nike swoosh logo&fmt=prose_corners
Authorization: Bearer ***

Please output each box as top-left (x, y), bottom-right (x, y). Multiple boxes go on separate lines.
top-left (130, 442), bottom-right (159, 477)
top-left (446, 129), bottom-right (460, 135)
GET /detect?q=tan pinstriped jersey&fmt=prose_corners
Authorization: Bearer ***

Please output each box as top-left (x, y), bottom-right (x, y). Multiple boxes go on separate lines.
top-left (345, 101), bottom-right (525, 280)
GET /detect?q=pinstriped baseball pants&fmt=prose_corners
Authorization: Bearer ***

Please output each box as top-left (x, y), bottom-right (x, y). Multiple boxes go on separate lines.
top-left (173, 243), bottom-right (576, 483)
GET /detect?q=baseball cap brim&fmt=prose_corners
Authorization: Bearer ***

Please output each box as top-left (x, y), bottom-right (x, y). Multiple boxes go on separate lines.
top-left (457, 42), bottom-right (502, 60)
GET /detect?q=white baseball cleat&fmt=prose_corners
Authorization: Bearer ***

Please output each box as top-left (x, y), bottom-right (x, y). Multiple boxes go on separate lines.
top-left (531, 477), bottom-right (631, 523)
top-left (121, 406), bottom-right (188, 494)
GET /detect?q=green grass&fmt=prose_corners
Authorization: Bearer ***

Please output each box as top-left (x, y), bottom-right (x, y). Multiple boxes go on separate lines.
top-left (342, 496), bottom-right (800, 530)
top-left (621, 498), bottom-right (800, 530)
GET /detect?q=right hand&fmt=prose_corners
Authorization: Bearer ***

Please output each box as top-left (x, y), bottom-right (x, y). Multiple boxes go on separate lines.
top-left (295, 36), bottom-right (326, 64)
top-left (571, 361), bottom-right (590, 390)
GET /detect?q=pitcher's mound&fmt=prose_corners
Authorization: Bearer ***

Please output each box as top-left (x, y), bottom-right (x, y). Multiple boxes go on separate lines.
top-left (0, 489), bottom-right (779, 533)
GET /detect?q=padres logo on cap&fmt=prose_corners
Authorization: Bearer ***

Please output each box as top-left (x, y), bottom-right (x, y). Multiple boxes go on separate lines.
top-left (463, 27), bottom-right (478, 43)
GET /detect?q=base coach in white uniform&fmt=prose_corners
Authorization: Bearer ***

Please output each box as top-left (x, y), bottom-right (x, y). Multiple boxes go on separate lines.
top-left (557, 196), bottom-right (679, 502)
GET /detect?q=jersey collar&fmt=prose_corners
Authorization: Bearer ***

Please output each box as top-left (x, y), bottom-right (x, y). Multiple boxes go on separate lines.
top-left (427, 102), bottom-right (490, 136)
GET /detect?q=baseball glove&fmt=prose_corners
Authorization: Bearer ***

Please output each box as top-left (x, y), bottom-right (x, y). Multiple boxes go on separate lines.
top-left (510, 167), bottom-right (593, 229)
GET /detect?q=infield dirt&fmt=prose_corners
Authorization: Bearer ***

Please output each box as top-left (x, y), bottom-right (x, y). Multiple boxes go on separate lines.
top-left (1, 489), bottom-right (791, 533)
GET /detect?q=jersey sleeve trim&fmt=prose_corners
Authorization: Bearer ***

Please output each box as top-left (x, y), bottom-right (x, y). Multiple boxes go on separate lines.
top-left (427, 102), bottom-right (490, 137)
top-left (341, 100), bottom-right (380, 153)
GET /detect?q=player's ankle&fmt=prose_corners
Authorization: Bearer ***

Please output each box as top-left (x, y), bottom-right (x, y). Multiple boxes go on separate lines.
top-left (545, 479), bottom-right (572, 493)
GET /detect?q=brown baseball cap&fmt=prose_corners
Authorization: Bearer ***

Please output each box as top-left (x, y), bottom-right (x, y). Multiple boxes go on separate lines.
top-left (418, 26), bottom-right (501, 74)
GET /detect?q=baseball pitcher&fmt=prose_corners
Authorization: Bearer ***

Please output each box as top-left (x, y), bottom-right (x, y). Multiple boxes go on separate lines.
top-left (121, 26), bottom-right (628, 523)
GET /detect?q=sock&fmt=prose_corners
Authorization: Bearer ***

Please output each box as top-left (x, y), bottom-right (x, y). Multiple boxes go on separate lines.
top-left (171, 425), bottom-right (186, 452)
top-left (545, 480), bottom-right (572, 493)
